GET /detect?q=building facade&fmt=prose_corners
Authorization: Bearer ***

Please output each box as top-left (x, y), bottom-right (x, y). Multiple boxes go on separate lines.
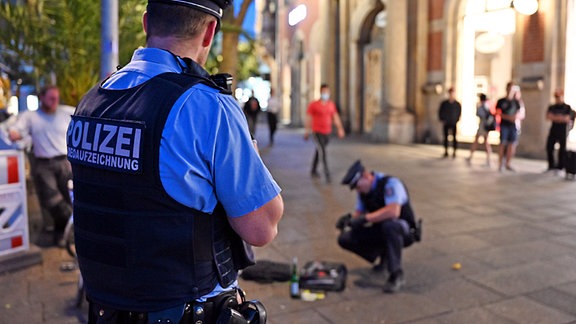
top-left (260, 0), bottom-right (575, 158)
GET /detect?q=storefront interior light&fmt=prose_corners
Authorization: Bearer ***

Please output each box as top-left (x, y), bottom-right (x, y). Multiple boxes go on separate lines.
top-left (512, 0), bottom-right (539, 15)
top-left (288, 4), bottom-right (307, 26)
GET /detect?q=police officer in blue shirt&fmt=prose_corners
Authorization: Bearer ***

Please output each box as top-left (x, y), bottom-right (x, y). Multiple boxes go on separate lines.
top-left (338, 160), bottom-right (420, 293)
top-left (67, 1), bottom-right (284, 323)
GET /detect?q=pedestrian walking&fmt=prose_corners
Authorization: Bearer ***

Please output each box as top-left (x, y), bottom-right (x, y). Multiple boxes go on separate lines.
top-left (266, 88), bottom-right (280, 146)
top-left (304, 84), bottom-right (345, 183)
top-left (466, 93), bottom-right (494, 167)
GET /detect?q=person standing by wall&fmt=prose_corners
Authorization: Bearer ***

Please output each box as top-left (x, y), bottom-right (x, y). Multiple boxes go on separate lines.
top-left (266, 87), bottom-right (280, 146)
top-left (496, 82), bottom-right (524, 172)
top-left (545, 89), bottom-right (574, 173)
top-left (438, 87), bottom-right (462, 158)
top-left (68, 1), bottom-right (284, 322)
top-left (304, 84), bottom-right (345, 183)
top-left (9, 85), bottom-right (72, 246)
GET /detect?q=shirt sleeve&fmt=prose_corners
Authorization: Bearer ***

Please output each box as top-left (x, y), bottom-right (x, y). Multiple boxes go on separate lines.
top-left (10, 111), bottom-right (31, 136)
top-left (383, 177), bottom-right (408, 205)
top-left (160, 85), bottom-right (281, 218)
top-left (211, 94), bottom-right (281, 217)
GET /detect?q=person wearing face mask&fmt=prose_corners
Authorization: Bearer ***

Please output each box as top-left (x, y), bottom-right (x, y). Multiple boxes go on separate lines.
top-left (304, 84), bottom-right (345, 183)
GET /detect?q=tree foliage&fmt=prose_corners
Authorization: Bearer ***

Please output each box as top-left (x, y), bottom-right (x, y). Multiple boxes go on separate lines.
top-left (0, 0), bottom-right (146, 106)
top-left (0, 0), bottom-right (258, 106)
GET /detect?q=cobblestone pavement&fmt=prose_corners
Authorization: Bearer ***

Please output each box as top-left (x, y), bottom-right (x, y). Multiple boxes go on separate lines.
top-left (2, 126), bottom-right (576, 323)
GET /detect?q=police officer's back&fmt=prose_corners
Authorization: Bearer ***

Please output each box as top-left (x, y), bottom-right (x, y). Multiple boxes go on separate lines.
top-left (67, 1), bottom-right (284, 323)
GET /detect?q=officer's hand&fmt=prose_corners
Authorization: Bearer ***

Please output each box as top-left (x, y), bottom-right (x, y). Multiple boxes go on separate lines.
top-left (335, 213), bottom-right (352, 230)
top-left (303, 132), bottom-right (309, 141)
top-left (252, 139), bottom-right (259, 154)
top-left (350, 214), bottom-right (368, 229)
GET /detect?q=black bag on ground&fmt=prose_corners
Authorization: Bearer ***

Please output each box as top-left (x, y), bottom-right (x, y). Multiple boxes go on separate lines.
top-left (299, 261), bottom-right (347, 292)
top-left (239, 260), bottom-right (291, 283)
top-left (565, 151), bottom-right (576, 177)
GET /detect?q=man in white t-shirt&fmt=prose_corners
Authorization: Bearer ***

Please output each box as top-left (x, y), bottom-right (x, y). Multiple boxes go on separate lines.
top-left (9, 85), bottom-right (72, 246)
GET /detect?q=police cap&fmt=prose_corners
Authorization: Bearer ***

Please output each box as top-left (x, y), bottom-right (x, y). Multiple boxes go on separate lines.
top-left (341, 160), bottom-right (365, 190)
top-left (148, 0), bottom-right (232, 19)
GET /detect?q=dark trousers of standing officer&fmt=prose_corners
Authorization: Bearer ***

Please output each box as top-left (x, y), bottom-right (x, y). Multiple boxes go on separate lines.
top-left (337, 219), bottom-right (408, 275)
top-left (311, 132), bottom-right (330, 180)
top-left (443, 123), bottom-right (458, 156)
top-left (546, 128), bottom-right (567, 170)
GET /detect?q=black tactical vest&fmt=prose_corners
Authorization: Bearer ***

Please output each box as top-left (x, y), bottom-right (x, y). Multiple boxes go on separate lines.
top-left (68, 72), bottom-right (244, 311)
top-left (359, 175), bottom-right (417, 231)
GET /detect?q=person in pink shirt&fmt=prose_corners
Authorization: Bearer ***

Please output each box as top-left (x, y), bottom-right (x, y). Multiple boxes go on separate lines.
top-left (304, 84), bottom-right (345, 183)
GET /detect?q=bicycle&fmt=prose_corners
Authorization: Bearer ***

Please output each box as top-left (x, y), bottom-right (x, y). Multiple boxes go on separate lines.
top-left (60, 180), bottom-right (85, 308)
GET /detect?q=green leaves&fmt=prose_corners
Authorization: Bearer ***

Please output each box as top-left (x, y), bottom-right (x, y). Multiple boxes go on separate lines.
top-left (0, 0), bottom-right (146, 106)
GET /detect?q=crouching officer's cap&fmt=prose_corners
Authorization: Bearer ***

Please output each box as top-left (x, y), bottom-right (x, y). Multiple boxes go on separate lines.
top-left (341, 160), bottom-right (365, 190)
top-left (148, 0), bottom-right (232, 19)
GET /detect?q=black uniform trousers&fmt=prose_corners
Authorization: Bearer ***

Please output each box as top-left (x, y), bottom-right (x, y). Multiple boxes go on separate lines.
top-left (337, 219), bottom-right (408, 275)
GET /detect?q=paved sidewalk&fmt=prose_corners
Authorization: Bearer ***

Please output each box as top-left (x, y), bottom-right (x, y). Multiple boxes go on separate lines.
top-left (2, 126), bottom-right (576, 323)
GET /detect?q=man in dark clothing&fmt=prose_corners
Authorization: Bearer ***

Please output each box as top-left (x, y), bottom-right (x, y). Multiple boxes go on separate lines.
top-left (438, 87), bottom-right (462, 158)
top-left (545, 89), bottom-right (574, 172)
top-left (243, 96), bottom-right (260, 135)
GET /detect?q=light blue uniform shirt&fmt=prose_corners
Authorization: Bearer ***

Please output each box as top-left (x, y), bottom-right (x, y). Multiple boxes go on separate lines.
top-left (102, 48), bottom-right (281, 302)
top-left (356, 173), bottom-right (408, 212)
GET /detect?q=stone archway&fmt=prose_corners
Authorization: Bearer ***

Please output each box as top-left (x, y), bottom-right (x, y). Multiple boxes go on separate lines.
top-left (447, 0), bottom-right (517, 142)
top-left (345, 0), bottom-right (382, 134)
top-left (358, 6), bottom-right (385, 134)
top-left (347, 0), bottom-right (414, 143)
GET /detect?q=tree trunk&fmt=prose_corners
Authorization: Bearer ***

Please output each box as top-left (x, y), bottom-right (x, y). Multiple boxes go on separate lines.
top-left (220, 31), bottom-right (240, 88)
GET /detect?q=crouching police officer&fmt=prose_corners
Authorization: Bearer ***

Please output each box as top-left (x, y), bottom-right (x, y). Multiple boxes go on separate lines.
top-left (338, 160), bottom-right (421, 293)
top-left (67, 0), bottom-right (284, 323)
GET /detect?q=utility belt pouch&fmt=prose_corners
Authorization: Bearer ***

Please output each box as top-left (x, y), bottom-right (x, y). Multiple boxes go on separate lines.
top-left (182, 289), bottom-right (267, 324)
top-left (230, 234), bottom-right (256, 270)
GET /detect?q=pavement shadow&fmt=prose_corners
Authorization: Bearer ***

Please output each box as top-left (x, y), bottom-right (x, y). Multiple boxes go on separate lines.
top-left (349, 267), bottom-right (388, 290)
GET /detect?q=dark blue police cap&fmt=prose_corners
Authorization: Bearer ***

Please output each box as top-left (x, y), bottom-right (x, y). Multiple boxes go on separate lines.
top-left (341, 160), bottom-right (365, 190)
top-left (148, 0), bottom-right (232, 19)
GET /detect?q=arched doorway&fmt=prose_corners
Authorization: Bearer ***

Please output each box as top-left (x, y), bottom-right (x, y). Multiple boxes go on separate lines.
top-left (357, 3), bottom-right (384, 134)
top-left (458, 0), bottom-right (518, 142)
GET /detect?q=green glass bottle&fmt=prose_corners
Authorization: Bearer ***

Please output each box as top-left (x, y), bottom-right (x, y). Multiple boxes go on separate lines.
top-left (290, 257), bottom-right (300, 299)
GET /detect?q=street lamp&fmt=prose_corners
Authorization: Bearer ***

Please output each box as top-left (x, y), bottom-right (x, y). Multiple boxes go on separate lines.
top-left (512, 0), bottom-right (539, 15)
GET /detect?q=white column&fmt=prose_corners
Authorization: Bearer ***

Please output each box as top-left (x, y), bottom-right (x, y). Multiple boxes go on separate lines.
top-left (384, 0), bottom-right (407, 112)
top-left (101, 0), bottom-right (119, 79)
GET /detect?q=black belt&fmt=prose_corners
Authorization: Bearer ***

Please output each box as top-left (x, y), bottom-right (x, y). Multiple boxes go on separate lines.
top-left (88, 290), bottom-right (238, 324)
top-left (35, 155), bottom-right (67, 162)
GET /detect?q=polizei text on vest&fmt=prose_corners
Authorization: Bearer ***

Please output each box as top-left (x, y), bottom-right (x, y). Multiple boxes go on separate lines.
top-left (67, 117), bottom-right (144, 173)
